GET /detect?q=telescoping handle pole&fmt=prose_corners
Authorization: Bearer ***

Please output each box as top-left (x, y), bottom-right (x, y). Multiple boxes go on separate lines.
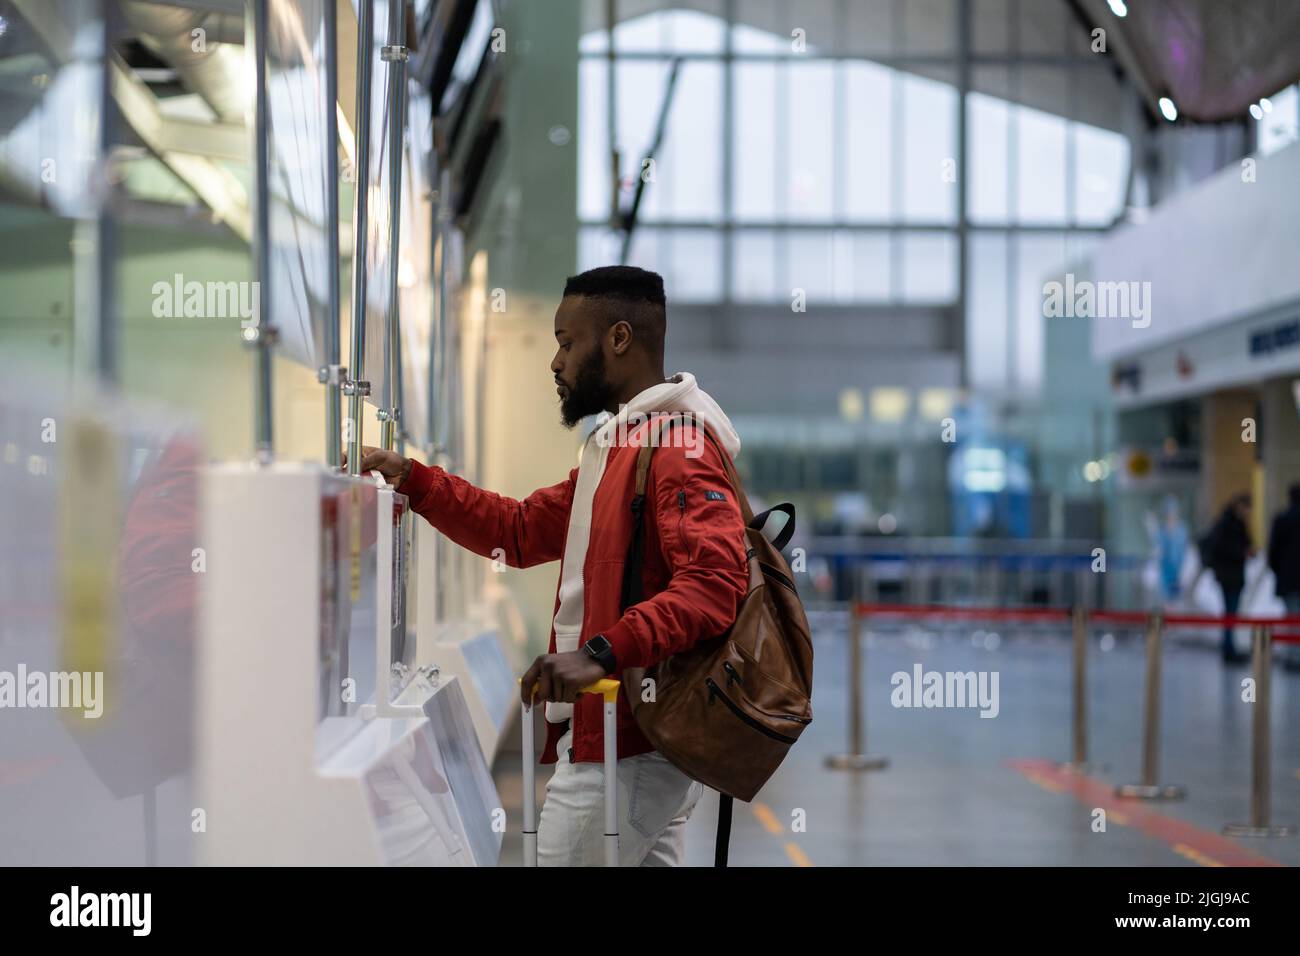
top-left (521, 679), bottom-right (621, 867)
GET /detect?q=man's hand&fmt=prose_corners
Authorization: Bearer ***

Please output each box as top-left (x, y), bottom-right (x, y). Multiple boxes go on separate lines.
top-left (520, 650), bottom-right (608, 706)
top-left (341, 445), bottom-right (412, 487)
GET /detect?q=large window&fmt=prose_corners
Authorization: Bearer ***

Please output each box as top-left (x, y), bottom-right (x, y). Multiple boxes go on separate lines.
top-left (578, 1), bottom-right (1132, 393)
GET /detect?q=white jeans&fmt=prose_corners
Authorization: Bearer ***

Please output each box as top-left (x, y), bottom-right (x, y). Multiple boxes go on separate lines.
top-left (537, 728), bottom-right (703, 867)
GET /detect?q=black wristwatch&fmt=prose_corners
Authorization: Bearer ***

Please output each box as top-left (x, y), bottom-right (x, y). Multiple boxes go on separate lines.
top-left (583, 634), bottom-right (617, 674)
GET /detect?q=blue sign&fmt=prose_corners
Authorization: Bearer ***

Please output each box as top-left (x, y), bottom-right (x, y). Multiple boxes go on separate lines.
top-left (1250, 318), bottom-right (1300, 357)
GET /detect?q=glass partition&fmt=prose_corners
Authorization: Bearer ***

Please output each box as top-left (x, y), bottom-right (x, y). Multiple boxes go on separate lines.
top-left (264, 0), bottom-right (335, 369)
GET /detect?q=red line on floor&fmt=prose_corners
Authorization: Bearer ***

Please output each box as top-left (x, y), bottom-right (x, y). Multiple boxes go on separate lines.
top-left (1006, 758), bottom-right (1283, 868)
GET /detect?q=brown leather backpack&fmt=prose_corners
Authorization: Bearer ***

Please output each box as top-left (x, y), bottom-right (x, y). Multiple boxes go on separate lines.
top-left (620, 416), bottom-right (814, 863)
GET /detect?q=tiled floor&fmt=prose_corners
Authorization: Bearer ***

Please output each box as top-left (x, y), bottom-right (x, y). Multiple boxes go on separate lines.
top-left (495, 613), bottom-right (1300, 867)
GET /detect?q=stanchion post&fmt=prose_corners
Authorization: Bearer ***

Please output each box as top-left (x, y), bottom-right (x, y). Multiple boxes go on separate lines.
top-left (826, 571), bottom-right (889, 771)
top-left (1060, 605), bottom-right (1093, 773)
top-left (1073, 604), bottom-right (1086, 767)
top-left (1225, 625), bottom-right (1296, 837)
top-left (1116, 611), bottom-right (1184, 800)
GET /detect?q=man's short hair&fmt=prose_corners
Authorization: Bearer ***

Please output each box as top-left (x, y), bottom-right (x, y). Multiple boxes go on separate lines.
top-left (564, 265), bottom-right (665, 306)
top-left (563, 266), bottom-right (666, 358)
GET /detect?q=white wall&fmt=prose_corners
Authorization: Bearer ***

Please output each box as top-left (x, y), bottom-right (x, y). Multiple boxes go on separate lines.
top-left (1091, 140), bottom-right (1300, 361)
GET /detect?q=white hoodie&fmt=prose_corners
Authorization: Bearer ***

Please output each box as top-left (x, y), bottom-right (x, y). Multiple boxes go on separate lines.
top-left (545, 372), bottom-right (741, 724)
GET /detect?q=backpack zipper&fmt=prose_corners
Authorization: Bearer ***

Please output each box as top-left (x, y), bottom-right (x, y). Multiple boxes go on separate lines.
top-left (704, 677), bottom-right (799, 744)
top-left (758, 560), bottom-right (798, 594)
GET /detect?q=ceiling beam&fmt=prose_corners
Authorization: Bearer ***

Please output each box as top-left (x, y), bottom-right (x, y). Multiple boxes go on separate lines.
top-left (139, 0), bottom-right (244, 16)
top-left (155, 117), bottom-right (248, 163)
top-left (109, 50), bottom-right (251, 239)
top-left (11, 0), bottom-right (251, 240)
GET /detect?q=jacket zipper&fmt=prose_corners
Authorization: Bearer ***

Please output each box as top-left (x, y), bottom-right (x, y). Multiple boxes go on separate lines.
top-left (705, 677), bottom-right (800, 743)
top-left (677, 488), bottom-right (691, 563)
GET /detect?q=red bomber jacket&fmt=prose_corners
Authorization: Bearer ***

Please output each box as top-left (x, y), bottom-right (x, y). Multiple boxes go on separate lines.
top-left (397, 418), bottom-right (749, 764)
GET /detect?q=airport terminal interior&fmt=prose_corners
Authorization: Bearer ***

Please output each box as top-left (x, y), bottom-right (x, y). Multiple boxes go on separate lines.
top-left (2, 0), bottom-right (1300, 868)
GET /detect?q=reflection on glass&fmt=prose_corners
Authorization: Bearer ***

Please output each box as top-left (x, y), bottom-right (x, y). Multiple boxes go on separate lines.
top-left (266, 0), bottom-right (333, 368)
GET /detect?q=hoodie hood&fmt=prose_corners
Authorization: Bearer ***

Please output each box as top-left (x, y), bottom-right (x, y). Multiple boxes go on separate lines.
top-left (592, 372), bottom-right (741, 459)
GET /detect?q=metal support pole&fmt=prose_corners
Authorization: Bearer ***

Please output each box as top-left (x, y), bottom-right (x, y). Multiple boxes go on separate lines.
top-left (431, 189), bottom-right (447, 455)
top-left (379, 5), bottom-right (407, 454)
top-left (605, 0), bottom-right (618, 223)
top-left (1225, 626), bottom-right (1295, 837)
top-left (323, 0), bottom-right (344, 468)
top-left (955, 0), bottom-right (970, 388)
top-left (1116, 612), bottom-right (1184, 799)
top-left (249, 0), bottom-right (276, 463)
top-left (393, 326), bottom-right (407, 458)
top-left (826, 570), bottom-right (888, 771)
top-left (430, 168), bottom-right (453, 463)
top-left (92, 0), bottom-right (118, 388)
top-left (346, 0), bottom-right (375, 476)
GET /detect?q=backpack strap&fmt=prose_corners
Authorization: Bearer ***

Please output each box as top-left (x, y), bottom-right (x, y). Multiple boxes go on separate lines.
top-left (621, 416), bottom-right (798, 613)
top-left (749, 503), bottom-right (796, 553)
top-left (715, 793), bottom-right (733, 867)
top-left (631, 414), bottom-right (682, 497)
top-left (621, 414), bottom-right (688, 613)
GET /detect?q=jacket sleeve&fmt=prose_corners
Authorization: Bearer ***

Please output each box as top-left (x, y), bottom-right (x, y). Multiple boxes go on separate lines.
top-left (398, 459), bottom-right (576, 568)
top-left (604, 425), bottom-right (749, 670)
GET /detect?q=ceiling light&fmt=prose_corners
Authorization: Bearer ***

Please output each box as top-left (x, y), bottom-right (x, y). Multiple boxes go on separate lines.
top-left (1106, 0), bottom-right (1127, 16)
top-left (1158, 97), bottom-right (1178, 122)
top-left (1250, 103), bottom-right (1264, 120)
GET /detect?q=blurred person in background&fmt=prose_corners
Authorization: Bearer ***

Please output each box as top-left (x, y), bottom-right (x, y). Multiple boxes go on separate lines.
top-left (1266, 483), bottom-right (1300, 670)
top-left (1154, 496), bottom-right (1189, 604)
top-left (1201, 493), bottom-right (1254, 664)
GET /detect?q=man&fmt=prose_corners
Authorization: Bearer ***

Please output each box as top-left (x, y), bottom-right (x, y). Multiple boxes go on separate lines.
top-left (1267, 484), bottom-right (1300, 670)
top-left (356, 265), bottom-right (749, 866)
top-left (1202, 493), bottom-right (1253, 663)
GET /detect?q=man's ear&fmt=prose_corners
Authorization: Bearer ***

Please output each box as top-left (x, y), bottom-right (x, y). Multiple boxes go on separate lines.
top-left (609, 319), bottom-right (633, 356)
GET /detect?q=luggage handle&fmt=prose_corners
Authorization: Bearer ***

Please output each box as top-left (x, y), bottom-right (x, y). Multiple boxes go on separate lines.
top-left (520, 678), bottom-right (620, 866)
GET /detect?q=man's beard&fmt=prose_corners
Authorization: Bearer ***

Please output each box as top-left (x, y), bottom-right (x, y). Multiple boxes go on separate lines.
top-left (560, 348), bottom-right (615, 428)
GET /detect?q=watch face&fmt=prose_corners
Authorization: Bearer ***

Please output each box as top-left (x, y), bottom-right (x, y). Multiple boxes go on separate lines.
top-left (586, 636), bottom-right (613, 671)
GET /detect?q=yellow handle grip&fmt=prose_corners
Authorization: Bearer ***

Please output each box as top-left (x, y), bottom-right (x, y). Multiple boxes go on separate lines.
top-left (583, 678), bottom-right (620, 703)
top-left (519, 677), bottom-right (620, 703)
